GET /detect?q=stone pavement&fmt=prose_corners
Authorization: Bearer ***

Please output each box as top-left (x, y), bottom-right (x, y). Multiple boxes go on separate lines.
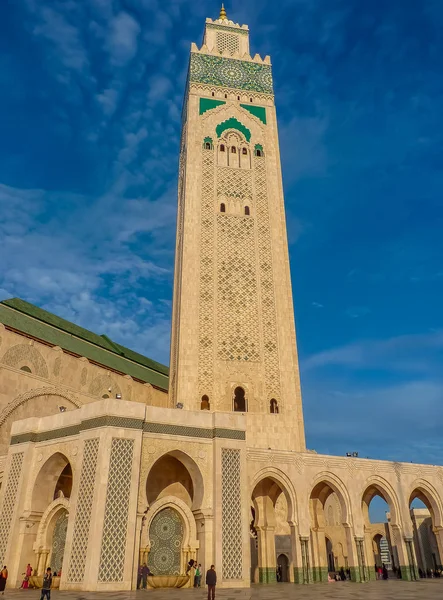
top-left (4, 580), bottom-right (443, 600)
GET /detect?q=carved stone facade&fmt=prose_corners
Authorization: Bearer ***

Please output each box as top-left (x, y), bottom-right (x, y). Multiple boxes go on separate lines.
top-left (0, 7), bottom-right (442, 594)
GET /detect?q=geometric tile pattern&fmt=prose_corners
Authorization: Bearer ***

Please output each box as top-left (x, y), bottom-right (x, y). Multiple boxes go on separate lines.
top-left (68, 438), bottom-right (100, 583)
top-left (51, 510), bottom-right (69, 574)
top-left (217, 166), bottom-right (252, 199)
top-left (216, 214), bottom-right (260, 362)
top-left (147, 508), bottom-right (183, 575)
top-left (254, 155), bottom-right (282, 406)
top-left (190, 54), bottom-right (273, 94)
top-left (221, 448), bottom-right (242, 580)
top-left (0, 452), bottom-right (24, 566)
top-left (198, 148), bottom-right (216, 400)
top-left (98, 438), bottom-right (134, 582)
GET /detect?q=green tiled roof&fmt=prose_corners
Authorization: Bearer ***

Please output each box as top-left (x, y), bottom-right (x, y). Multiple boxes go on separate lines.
top-left (0, 298), bottom-right (169, 390)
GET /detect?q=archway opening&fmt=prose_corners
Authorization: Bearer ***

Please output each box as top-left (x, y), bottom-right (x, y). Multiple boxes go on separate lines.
top-left (310, 482), bottom-right (350, 581)
top-left (362, 485), bottom-right (395, 577)
top-left (233, 387), bottom-right (246, 412)
top-left (54, 463), bottom-right (72, 500)
top-left (251, 477), bottom-right (292, 583)
top-left (277, 554), bottom-right (289, 582)
top-left (32, 453), bottom-right (72, 514)
top-left (409, 488), bottom-right (442, 576)
top-left (146, 454), bottom-right (194, 509)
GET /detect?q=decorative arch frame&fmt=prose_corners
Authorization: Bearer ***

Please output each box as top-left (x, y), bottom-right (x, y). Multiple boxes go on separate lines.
top-left (250, 466), bottom-right (298, 526)
top-left (27, 451), bottom-right (76, 514)
top-left (360, 475), bottom-right (403, 528)
top-left (1, 343), bottom-right (49, 378)
top-left (309, 471), bottom-right (353, 527)
top-left (0, 387), bottom-right (81, 427)
top-left (143, 495), bottom-right (198, 551)
top-left (144, 449), bottom-right (205, 512)
top-left (216, 117), bottom-right (251, 142)
top-left (34, 497), bottom-right (70, 551)
top-left (408, 478), bottom-right (443, 528)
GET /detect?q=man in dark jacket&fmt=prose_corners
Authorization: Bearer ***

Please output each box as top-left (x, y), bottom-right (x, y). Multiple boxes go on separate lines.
top-left (206, 565), bottom-right (217, 600)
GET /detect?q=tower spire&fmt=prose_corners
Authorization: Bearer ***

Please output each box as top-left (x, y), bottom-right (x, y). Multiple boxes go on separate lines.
top-left (219, 3), bottom-right (227, 20)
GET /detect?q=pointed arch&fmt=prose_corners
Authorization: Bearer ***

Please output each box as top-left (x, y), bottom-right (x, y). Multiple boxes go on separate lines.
top-left (0, 387), bottom-right (81, 427)
top-left (35, 497), bottom-right (70, 550)
top-left (144, 449), bottom-right (205, 511)
top-left (250, 466), bottom-right (298, 525)
top-left (361, 475), bottom-right (403, 527)
top-left (408, 479), bottom-right (443, 528)
top-left (310, 472), bottom-right (353, 526)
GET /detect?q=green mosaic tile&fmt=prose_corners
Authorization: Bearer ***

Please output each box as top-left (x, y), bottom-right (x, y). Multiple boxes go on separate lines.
top-left (216, 117), bottom-right (251, 141)
top-left (200, 98), bottom-right (226, 115)
top-left (10, 418), bottom-right (245, 446)
top-left (190, 53), bottom-right (273, 94)
top-left (258, 567), bottom-right (277, 583)
top-left (240, 104), bottom-right (266, 124)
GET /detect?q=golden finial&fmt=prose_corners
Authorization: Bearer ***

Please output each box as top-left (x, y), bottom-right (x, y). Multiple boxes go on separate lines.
top-left (219, 3), bottom-right (227, 20)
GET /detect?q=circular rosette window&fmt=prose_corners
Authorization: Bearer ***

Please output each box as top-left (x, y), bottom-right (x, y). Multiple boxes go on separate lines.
top-left (219, 61), bottom-right (245, 88)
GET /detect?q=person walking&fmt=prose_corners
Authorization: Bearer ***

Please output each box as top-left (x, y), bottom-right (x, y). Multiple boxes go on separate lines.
top-left (206, 565), bottom-right (217, 600)
top-left (40, 568), bottom-right (52, 600)
top-left (0, 566), bottom-right (7, 595)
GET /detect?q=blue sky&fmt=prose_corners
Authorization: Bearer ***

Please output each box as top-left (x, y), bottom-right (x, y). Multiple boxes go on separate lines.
top-left (1, 0), bottom-right (443, 492)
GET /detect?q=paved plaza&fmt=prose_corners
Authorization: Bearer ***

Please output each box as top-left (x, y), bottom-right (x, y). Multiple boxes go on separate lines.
top-left (4, 581), bottom-right (443, 600)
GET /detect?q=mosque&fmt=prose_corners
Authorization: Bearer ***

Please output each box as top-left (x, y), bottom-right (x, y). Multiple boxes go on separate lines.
top-left (0, 7), bottom-right (442, 592)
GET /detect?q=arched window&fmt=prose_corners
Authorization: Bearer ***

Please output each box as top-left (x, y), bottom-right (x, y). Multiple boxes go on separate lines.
top-left (250, 97), bottom-right (253, 103)
top-left (231, 146), bottom-right (237, 154)
top-left (237, 96), bottom-right (240, 101)
top-left (211, 91), bottom-right (215, 97)
top-left (244, 206), bottom-right (250, 216)
top-left (255, 149), bottom-right (262, 157)
top-left (20, 365), bottom-right (32, 373)
top-left (220, 144), bottom-right (225, 152)
top-left (224, 94), bottom-right (227, 99)
top-left (242, 148), bottom-right (248, 155)
top-left (233, 386), bottom-right (247, 412)
top-left (201, 395), bottom-right (210, 410)
top-left (270, 398), bottom-right (279, 414)
top-left (220, 203), bottom-right (226, 213)
top-left (204, 142), bottom-right (212, 150)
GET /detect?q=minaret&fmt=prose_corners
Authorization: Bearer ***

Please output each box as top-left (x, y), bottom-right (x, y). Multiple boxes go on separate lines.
top-left (169, 7), bottom-right (305, 451)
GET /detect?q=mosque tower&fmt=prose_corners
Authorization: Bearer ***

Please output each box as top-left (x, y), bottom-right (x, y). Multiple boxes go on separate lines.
top-left (169, 6), bottom-right (305, 451)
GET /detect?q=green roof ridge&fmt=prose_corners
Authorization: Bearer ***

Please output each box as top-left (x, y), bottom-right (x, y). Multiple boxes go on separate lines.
top-left (0, 298), bottom-right (169, 386)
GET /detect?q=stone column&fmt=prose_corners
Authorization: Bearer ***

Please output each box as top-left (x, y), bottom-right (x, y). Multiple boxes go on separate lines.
top-left (310, 527), bottom-right (327, 582)
top-left (256, 525), bottom-right (276, 583)
top-left (299, 537), bottom-right (311, 584)
top-left (354, 537), bottom-right (368, 582)
top-left (391, 526), bottom-right (413, 580)
top-left (290, 525), bottom-right (303, 584)
top-left (404, 537), bottom-right (418, 581)
top-left (194, 510), bottom-right (213, 575)
top-left (434, 528), bottom-right (443, 567)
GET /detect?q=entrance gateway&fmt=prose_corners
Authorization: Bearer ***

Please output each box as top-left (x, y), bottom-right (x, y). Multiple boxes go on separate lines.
top-left (0, 4), bottom-right (442, 593)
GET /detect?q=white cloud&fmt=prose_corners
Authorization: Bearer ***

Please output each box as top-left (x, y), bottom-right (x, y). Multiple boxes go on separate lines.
top-left (108, 12), bottom-right (141, 67)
